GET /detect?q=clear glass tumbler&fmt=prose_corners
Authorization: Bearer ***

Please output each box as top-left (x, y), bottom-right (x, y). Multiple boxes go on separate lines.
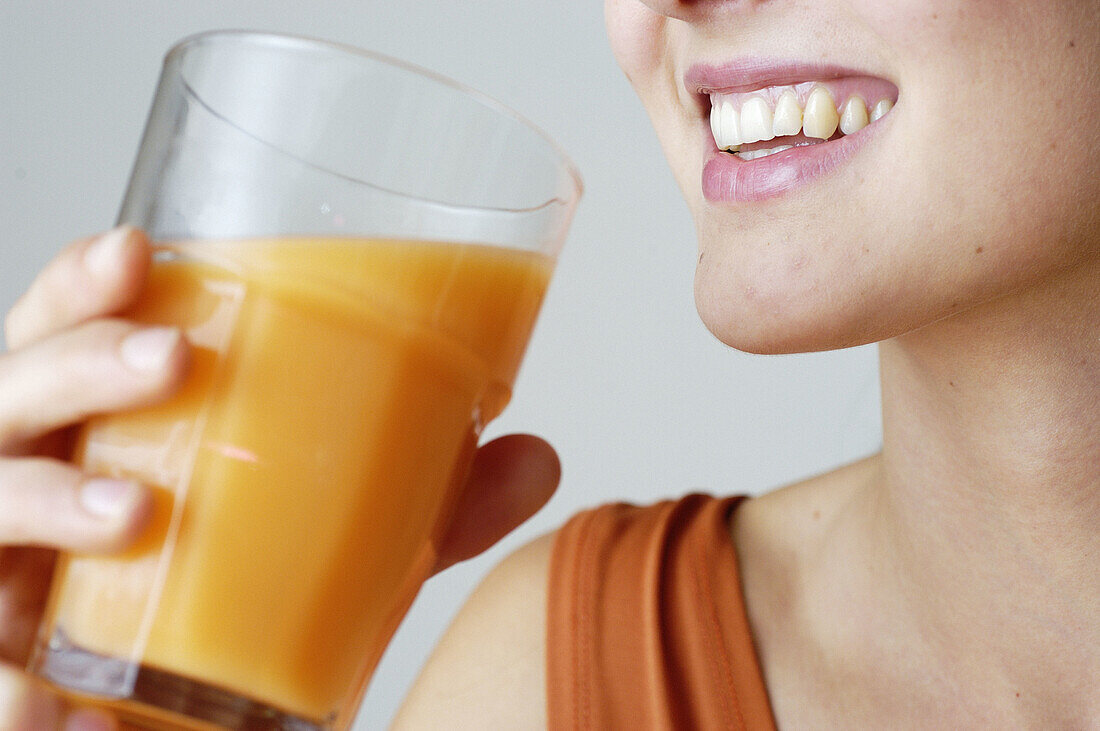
top-left (29, 31), bottom-right (580, 730)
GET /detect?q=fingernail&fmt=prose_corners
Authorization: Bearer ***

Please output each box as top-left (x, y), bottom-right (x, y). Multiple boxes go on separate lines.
top-left (64, 708), bottom-right (116, 731)
top-left (120, 326), bottom-right (181, 372)
top-left (83, 226), bottom-right (133, 277)
top-left (80, 479), bottom-right (140, 520)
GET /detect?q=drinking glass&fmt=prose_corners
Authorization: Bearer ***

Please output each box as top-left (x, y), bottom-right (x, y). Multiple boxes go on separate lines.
top-left (29, 30), bottom-right (580, 730)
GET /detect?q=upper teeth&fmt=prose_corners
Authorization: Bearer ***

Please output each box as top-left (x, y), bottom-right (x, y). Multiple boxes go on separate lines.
top-left (708, 84), bottom-right (895, 153)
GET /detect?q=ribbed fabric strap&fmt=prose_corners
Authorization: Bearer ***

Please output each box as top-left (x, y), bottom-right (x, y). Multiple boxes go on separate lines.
top-left (547, 494), bottom-right (777, 730)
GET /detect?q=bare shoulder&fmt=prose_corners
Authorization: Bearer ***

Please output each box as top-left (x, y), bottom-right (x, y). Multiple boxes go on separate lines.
top-left (733, 453), bottom-right (879, 559)
top-left (391, 532), bottom-right (555, 730)
top-left (730, 453), bottom-right (882, 728)
top-left (732, 453), bottom-right (880, 623)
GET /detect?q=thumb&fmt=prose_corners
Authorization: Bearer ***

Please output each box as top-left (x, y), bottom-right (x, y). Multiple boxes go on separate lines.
top-left (432, 434), bottom-right (560, 574)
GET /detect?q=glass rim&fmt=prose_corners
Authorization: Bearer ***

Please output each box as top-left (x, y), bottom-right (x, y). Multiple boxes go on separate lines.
top-left (163, 29), bottom-right (584, 215)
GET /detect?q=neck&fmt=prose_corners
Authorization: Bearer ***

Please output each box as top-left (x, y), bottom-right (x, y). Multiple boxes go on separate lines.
top-left (870, 256), bottom-right (1100, 716)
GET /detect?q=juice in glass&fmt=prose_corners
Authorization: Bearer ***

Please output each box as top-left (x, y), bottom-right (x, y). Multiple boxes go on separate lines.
top-left (34, 236), bottom-right (552, 727)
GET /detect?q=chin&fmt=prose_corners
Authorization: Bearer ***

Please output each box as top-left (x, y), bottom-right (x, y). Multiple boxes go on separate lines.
top-left (692, 261), bottom-right (901, 355)
top-left (694, 309), bottom-right (881, 356)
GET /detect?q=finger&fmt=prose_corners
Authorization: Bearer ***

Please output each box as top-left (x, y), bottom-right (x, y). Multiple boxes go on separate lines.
top-left (0, 458), bottom-right (152, 553)
top-left (0, 664), bottom-right (63, 730)
top-left (433, 434), bottom-right (560, 574)
top-left (5, 227), bottom-right (151, 351)
top-left (0, 319), bottom-right (188, 452)
top-left (0, 665), bottom-right (118, 731)
top-left (63, 707), bottom-right (118, 731)
top-left (0, 547), bottom-right (55, 664)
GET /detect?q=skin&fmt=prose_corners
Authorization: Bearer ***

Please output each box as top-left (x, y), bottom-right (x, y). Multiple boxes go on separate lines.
top-left (398, 0), bottom-right (1100, 728)
top-left (0, 228), bottom-right (560, 727)
top-left (4, 0), bottom-right (1098, 727)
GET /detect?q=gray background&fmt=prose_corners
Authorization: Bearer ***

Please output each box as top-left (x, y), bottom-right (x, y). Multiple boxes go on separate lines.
top-left (0, 2), bottom-right (881, 728)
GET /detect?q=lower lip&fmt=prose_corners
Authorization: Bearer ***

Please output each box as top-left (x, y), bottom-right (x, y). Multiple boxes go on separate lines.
top-left (701, 124), bottom-right (881, 204)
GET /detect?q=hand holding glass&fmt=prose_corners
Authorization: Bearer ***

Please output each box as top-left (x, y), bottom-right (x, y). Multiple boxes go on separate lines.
top-left (29, 32), bottom-right (580, 730)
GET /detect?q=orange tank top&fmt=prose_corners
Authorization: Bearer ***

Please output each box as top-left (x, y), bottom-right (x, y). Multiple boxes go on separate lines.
top-left (546, 494), bottom-right (777, 730)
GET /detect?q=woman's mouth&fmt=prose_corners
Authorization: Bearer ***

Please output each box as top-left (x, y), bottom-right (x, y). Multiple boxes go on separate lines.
top-left (686, 64), bottom-right (898, 203)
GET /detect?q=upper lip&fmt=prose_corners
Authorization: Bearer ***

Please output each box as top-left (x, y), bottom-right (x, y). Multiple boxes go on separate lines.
top-left (684, 59), bottom-right (879, 95)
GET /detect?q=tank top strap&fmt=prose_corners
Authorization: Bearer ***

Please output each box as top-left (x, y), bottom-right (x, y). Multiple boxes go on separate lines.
top-left (546, 493), bottom-right (777, 730)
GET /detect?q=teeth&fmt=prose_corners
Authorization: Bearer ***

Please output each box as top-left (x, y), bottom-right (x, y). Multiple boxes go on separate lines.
top-left (740, 97), bottom-right (774, 144)
top-left (870, 98), bottom-right (894, 122)
top-left (737, 145), bottom-right (793, 161)
top-left (803, 86), bottom-right (840, 140)
top-left (772, 90), bottom-right (803, 137)
top-left (708, 86), bottom-right (896, 155)
top-left (720, 99), bottom-right (741, 150)
top-left (839, 96), bottom-right (869, 135)
top-left (711, 99), bottom-right (741, 150)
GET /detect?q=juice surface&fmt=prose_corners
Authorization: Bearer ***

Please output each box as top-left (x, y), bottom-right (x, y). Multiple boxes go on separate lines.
top-left (42, 237), bottom-right (551, 723)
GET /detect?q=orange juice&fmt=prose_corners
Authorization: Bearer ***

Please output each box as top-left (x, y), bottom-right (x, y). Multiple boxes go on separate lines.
top-left (34, 237), bottom-right (552, 727)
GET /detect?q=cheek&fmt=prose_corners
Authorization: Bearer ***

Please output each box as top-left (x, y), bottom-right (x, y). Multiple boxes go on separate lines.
top-left (604, 0), bottom-right (666, 82)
